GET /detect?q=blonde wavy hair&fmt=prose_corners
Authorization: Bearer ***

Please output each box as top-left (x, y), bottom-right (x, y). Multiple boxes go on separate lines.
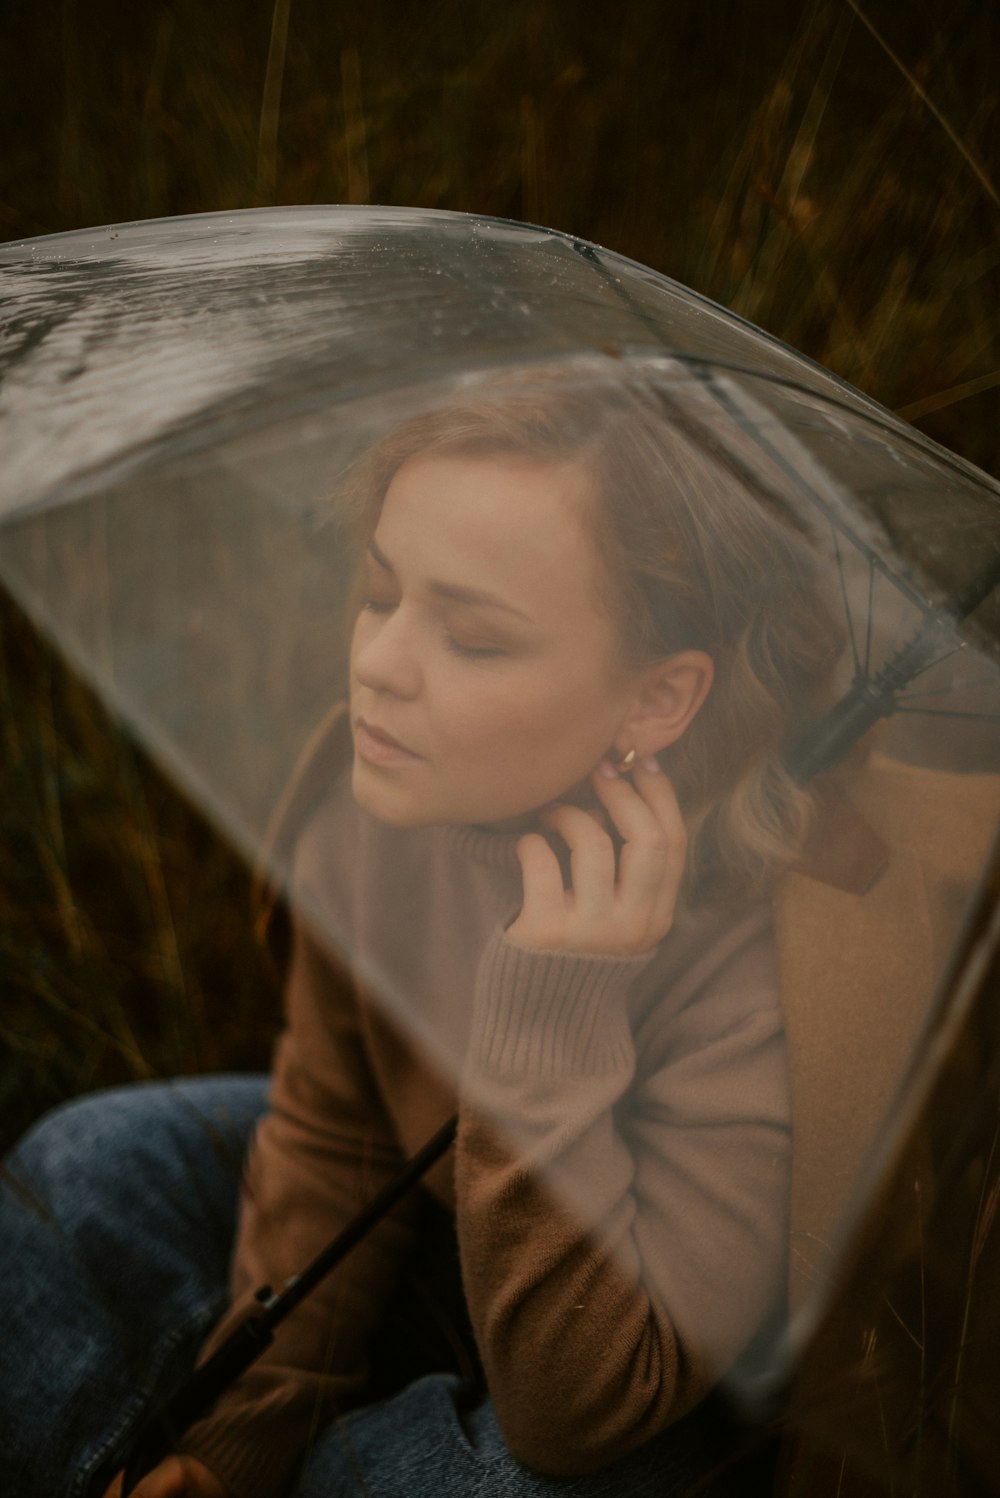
top-left (335, 365), bottom-right (841, 903)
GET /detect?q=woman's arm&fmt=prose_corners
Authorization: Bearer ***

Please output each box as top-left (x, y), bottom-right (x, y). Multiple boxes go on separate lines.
top-left (457, 761), bottom-right (790, 1475)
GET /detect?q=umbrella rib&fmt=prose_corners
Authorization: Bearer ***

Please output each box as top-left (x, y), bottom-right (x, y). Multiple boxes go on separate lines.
top-left (899, 642), bottom-right (966, 684)
top-left (899, 675), bottom-right (1000, 703)
top-left (864, 554), bottom-right (876, 676)
top-left (831, 522), bottom-right (862, 676)
top-left (893, 707), bottom-right (1000, 724)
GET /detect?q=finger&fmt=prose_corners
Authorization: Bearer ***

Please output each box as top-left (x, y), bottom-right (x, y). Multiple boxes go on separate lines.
top-left (615, 835), bottom-right (683, 937)
top-left (537, 803), bottom-right (616, 921)
top-left (593, 764), bottom-right (687, 938)
top-left (633, 757), bottom-right (688, 846)
top-left (131, 1456), bottom-right (190, 1498)
top-left (103, 1475), bottom-right (124, 1498)
top-left (512, 830), bottom-right (567, 943)
top-left (595, 762), bottom-right (687, 882)
top-left (633, 765), bottom-right (688, 914)
top-left (178, 1454), bottom-right (228, 1498)
top-left (591, 758), bottom-right (686, 849)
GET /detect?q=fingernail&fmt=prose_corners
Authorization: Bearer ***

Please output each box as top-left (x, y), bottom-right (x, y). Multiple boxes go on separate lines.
top-left (640, 755), bottom-right (661, 773)
top-left (596, 759), bottom-right (619, 779)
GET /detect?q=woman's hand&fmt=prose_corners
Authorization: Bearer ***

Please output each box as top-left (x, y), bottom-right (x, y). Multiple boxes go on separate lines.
top-left (102, 1455), bottom-right (228, 1498)
top-left (506, 756), bottom-right (686, 956)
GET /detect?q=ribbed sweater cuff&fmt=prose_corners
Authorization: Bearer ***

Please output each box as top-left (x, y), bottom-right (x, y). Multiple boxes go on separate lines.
top-left (469, 925), bottom-right (646, 1077)
top-left (177, 1385), bottom-right (316, 1498)
top-left (179, 1427), bottom-right (292, 1498)
top-left (178, 1428), bottom-right (289, 1498)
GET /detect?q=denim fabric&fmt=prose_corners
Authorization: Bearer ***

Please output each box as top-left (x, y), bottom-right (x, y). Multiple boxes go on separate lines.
top-left (297, 1372), bottom-right (765, 1498)
top-left (0, 1077), bottom-right (268, 1498)
top-left (0, 1079), bottom-right (770, 1498)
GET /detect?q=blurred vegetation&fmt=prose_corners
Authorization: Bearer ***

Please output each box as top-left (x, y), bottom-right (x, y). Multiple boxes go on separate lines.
top-left (0, 600), bottom-right (281, 1141)
top-left (1, 0), bottom-right (997, 470)
top-left (1, 2), bottom-right (1000, 1492)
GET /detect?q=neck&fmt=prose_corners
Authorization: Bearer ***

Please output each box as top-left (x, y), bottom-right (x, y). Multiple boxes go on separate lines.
top-left (475, 775), bottom-right (609, 836)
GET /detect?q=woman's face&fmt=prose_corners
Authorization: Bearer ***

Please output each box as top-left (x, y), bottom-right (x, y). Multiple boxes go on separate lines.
top-left (349, 450), bottom-right (645, 827)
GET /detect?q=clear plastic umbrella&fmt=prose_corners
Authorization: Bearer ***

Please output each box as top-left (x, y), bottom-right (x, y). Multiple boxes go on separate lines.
top-left (2, 207), bottom-right (999, 1495)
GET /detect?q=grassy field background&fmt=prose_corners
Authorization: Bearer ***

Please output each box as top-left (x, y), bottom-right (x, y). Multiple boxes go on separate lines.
top-left (1, 2), bottom-right (999, 1491)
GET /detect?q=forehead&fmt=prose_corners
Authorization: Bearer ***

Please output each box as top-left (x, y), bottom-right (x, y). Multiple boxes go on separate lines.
top-left (376, 451), bottom-right (609, 617)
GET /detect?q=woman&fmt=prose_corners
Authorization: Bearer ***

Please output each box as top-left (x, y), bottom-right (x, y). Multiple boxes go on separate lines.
top-left (0, 369), bottom-right (837, 1497)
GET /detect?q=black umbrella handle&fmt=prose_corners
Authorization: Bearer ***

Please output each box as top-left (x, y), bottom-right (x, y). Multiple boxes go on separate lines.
top-left (117, 1114), bottom-right (458, 1494)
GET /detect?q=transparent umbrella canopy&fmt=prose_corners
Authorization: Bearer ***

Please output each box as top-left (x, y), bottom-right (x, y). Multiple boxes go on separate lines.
top-left (2, 207), bottom-right (1000, 1488)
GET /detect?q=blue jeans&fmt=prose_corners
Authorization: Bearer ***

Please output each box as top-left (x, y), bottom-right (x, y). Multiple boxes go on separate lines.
top-left (0, 1078), bottom-right (771, 1497)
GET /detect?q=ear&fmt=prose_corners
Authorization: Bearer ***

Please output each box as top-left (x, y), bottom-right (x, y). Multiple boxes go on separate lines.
top-left (613, 651), bottom-right (714, 759)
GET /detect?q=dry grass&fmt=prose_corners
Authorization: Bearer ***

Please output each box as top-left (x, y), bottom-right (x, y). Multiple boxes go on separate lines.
top-left (0, 601), bottom-right (280, 1148)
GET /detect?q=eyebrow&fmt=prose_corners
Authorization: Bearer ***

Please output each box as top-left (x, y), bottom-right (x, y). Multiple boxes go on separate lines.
top-left (367, 539), bottom-right (533, 623)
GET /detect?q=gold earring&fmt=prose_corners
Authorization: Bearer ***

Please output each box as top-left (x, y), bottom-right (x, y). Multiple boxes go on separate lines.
top-left (614, 748), bottom-right (637, 775)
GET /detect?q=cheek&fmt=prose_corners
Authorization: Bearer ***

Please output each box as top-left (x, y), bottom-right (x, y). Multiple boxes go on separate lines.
top-left (433, 677), bottom-right (544, 752)
top-left (442, 665), bottom-right (617, 768)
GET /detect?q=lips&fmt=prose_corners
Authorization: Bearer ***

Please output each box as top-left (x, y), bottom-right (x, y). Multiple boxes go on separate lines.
top-left (354, 716), bottom-right (422, 766)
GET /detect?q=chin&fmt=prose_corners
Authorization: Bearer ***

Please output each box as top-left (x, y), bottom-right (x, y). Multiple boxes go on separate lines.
top-left (350, 752), bottom-right (560, 830)
top-left (350, 760), bottom-right (438, 828)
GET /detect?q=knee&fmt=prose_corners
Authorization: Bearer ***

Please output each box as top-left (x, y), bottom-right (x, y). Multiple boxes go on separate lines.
top-left (4, 1086), bottom-right (164, 1217)
top-left (12, 1074), bottom-right (264, 1175)
top-left (6, 1080), bottom-right (235, 1216)
top-left (4, 1077), bottom-right (266, 1234)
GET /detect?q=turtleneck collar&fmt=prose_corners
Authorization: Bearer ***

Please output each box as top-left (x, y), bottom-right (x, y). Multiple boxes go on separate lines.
top-left (446, 820), bottom-right (525, 872)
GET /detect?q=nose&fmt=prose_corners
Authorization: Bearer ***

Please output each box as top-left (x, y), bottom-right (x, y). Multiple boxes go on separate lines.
top-left (352, 606), bottom-right (422, 699)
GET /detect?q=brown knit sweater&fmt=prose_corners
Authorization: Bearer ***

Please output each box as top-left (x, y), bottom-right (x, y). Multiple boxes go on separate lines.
top-left (179, 770), bottom-right (791, 1495)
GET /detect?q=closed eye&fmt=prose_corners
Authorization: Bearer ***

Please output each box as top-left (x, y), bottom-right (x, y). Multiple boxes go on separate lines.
top-left (360, 598), bottom-right (503, 660)
top-left (444, 635), bottom-right (506, 661)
